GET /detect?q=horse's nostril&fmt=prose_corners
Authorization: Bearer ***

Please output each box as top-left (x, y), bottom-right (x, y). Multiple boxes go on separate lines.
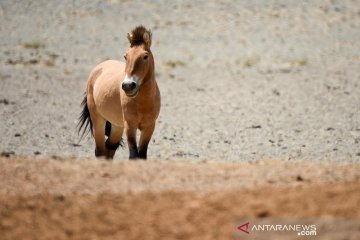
top-left (130, 82), bottom-right (136, 90)
top-left (121, 82), bottom-right (127, 90)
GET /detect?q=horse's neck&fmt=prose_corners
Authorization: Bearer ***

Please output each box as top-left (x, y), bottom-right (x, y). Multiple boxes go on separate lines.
top-left (138, 71), bottom-right (157, 101)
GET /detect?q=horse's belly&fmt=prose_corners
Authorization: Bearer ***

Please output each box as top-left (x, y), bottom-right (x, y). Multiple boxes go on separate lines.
top-left (98, 98), bottom-right (124, 127)
top-left (92, 60), bottom-right (125, 127)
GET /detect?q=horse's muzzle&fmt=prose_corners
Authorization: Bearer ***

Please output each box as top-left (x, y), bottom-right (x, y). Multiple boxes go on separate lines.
top-left (122, 74), bottom-right (140, 97)
top-left (122, 81), bottom-right (137, 92)
top-left (122, 82), bottom-right (139, 98)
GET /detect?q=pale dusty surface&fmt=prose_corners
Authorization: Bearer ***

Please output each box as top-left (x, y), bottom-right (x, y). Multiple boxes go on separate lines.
top-left (0, 0), bottom-right (360, 161)
top-left (1, 1), bottom-right (360, 239)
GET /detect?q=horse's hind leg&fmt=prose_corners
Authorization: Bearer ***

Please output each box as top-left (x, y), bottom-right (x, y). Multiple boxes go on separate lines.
top-left (90, 113), bottom-right (106, 158)
top-left (105, 124), bottom-right (123, 159)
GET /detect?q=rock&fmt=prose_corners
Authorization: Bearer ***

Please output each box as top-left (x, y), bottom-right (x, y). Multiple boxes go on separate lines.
top-left (296, 175), bottom-right (304, 181)
top-left (1, 151), bottom-right (15, 157)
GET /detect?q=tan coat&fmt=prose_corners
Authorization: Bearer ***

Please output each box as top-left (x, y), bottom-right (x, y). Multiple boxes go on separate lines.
top-left (78, 26), bottom-right (160, 160)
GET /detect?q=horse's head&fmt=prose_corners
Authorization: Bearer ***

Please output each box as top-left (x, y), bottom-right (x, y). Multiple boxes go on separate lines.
top-left (122, 26), bottom-right (153, 98)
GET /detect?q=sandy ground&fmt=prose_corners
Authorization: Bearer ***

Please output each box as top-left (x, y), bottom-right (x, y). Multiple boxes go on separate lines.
top-left (1, 156), bottom-right (360, 239)
top-left (1, 0), bottom-right (360, 239)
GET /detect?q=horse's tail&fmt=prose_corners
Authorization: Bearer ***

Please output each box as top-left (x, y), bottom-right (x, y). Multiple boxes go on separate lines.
top-left (78, 94), bottom-right (93, 141)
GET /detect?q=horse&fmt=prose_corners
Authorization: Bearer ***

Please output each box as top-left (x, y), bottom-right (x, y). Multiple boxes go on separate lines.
top-left (78, 26), bottom-right (161, 160)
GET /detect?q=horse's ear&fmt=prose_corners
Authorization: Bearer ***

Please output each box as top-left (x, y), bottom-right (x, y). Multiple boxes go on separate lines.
top-left (127, 33), bottom-right (133, 44)
top-left (143, 30), bottom-right (152, 49)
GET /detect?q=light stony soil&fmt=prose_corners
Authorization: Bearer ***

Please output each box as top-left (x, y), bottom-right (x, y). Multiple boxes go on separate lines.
top-left (1, 1), bottom-right (360, 239)
top-left (0, 0), bottom-right (360, 161)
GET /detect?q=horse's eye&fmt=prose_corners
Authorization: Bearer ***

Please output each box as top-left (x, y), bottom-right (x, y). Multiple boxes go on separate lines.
top-left (143, 55), bottom-right (148, 61)
top-left (124, 55), bottom-right (127, 61)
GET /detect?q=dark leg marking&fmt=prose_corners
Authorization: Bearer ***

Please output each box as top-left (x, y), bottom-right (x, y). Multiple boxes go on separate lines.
top-left (138, 145), bottom-right (148, 159)
top-left (95, 148), bottom-right (106, 157)
top-left (105, 138), bottom-right (120, 159)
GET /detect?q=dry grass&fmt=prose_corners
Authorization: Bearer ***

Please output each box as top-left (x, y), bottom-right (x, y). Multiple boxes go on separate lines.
top-left (43, 58), bottom-right (55, 67)
top-left (235, 56), bottom-right (261, 68)
top-left (22, 41), bottom-right (45, 49)
top-left (164, 60), bottom-right (186, 68)
top-left (290, 58), bottom-right (308, 67)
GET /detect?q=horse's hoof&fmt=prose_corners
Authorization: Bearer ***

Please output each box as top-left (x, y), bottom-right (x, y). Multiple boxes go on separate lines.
top-left (105, 139), bottom-right (120, 151)
top-left (95, 148), bottom-right (106, 157)
top-left (106, 150), bottom-right (116, 160)
top-left (129, 157), bottom-right (146, 161)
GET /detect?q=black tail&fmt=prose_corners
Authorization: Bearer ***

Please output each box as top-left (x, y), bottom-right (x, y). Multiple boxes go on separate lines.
top-left (78, 94), bottom-right (93, 141)
top-left (78, 94), bottom-right (116, 143)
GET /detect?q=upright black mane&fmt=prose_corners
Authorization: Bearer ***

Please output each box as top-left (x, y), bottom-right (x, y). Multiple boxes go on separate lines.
top-left (127, 25), bottom-right (152, 48)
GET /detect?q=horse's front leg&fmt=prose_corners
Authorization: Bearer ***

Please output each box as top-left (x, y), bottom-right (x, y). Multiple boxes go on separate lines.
top-left (125, 127), bottom-right (139, 159)
top-left (138, 124), bottom-right (155, 160)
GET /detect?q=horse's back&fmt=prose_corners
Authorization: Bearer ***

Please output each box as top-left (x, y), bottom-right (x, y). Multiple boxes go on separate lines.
top-left (88, 60), bottom-right (125, 126)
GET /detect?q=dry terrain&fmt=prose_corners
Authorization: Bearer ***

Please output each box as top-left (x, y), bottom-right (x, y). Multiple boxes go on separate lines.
top-left (1, 0), bottom-right (360, 239)
top-left (1, 156), bottom-right (360, 239)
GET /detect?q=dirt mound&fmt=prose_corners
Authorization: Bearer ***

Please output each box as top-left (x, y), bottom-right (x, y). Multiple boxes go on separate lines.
top-left (0, 157), bottom-right (359, 239)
